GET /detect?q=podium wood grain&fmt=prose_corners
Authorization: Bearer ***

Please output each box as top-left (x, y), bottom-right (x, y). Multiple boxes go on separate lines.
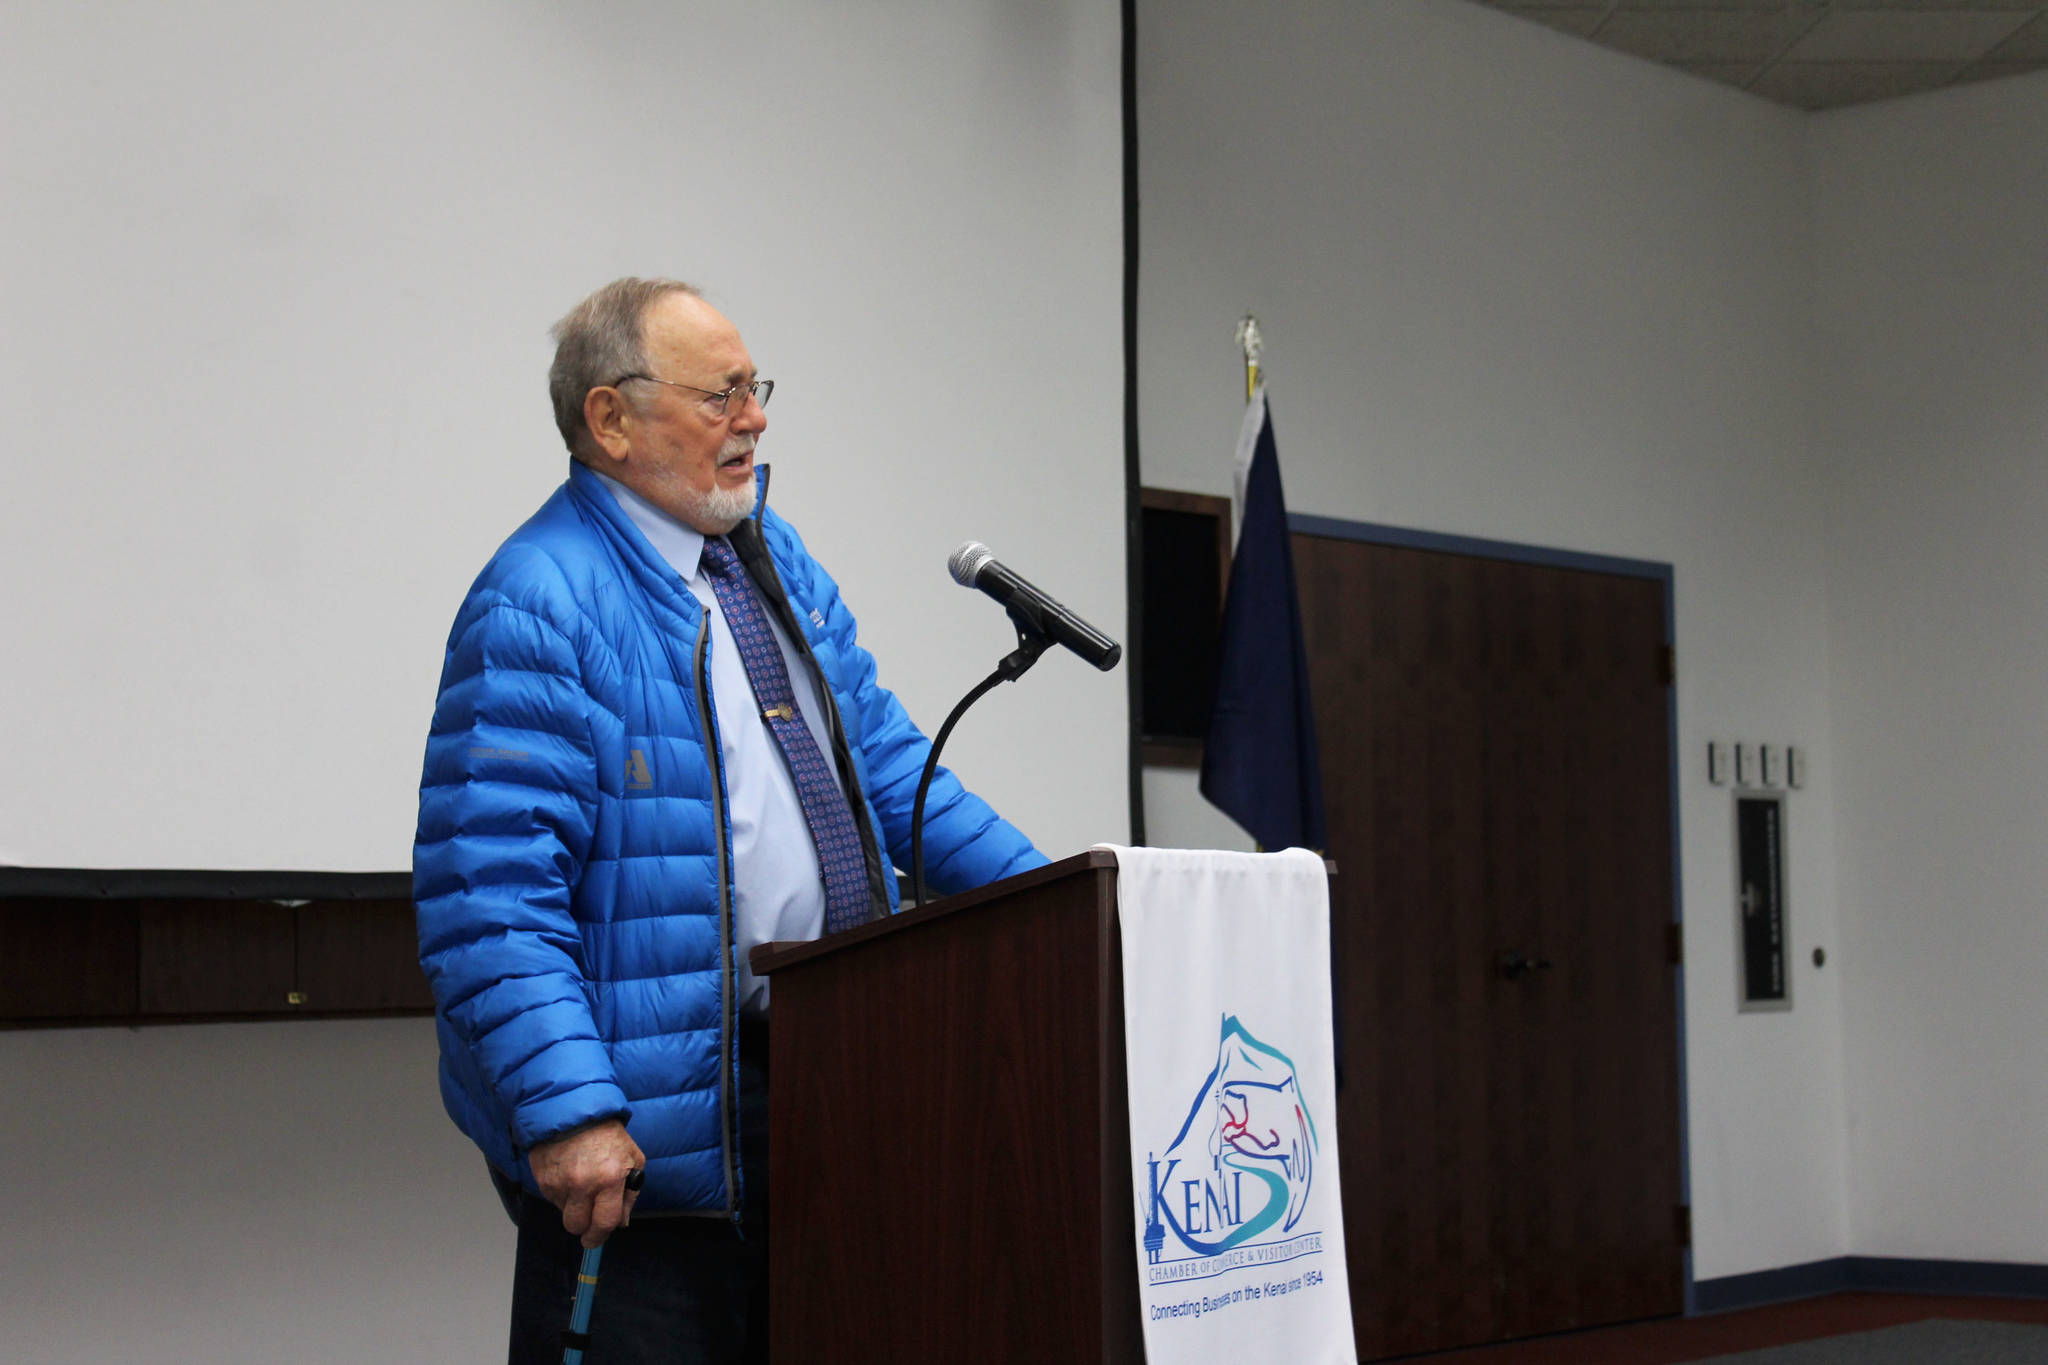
top-left (754, 851), bottom-right (1143, 1364)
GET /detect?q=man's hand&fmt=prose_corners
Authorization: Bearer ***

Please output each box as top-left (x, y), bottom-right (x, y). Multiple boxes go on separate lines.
top-left (530, 1119), bottom-right (647, 1249)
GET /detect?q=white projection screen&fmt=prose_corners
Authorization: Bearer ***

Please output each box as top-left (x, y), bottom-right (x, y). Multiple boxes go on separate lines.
top-left (1, 0), bottom-right (1128, 873)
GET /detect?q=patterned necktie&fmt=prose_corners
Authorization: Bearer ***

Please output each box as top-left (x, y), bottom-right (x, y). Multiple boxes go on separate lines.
top-left (700, 535), bottom-right (872, 934)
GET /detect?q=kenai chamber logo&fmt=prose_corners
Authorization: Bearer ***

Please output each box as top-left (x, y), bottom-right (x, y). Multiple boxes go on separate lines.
top-left (1141, 1014), bottom-right (1323, 1280)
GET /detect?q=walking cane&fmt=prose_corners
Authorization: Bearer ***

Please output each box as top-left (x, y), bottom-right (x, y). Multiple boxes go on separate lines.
top-left (562, 1167), bottom-right (643, 1365)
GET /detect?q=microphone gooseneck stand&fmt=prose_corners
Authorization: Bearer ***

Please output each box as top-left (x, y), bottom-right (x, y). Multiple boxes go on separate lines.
top-left (910, 611), bottom-right (1051, 909)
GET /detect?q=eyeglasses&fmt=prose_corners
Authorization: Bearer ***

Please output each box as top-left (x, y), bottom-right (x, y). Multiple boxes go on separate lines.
top-left (612, 373), bottom-right (774, 417)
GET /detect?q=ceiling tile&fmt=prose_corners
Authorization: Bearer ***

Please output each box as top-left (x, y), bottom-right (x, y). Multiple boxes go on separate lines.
top-left (1750, 59), bottom-right (1959, 107)
top-left (1596, 6), bottom-right (1826, 63)
top-left (1988, 13), bottom-right (2048, 56)
top-left (1608, 0), bottom-right (1806, 10)
top-left (1954, 58), bottom-right (2048, 81)
top-left (1466, 0), bottom-right (2048, 107)
top-left (1785, 10), bottom-right (2034, 61)
top-left (1826, 1), bottom-right (2041, 11)
top-left (1504, 7), bottom-right (1610, 38)
top-left (1670, 58), bottom-right (1771, 82)
top-left (1666, 58), bottom-right (1771, 93)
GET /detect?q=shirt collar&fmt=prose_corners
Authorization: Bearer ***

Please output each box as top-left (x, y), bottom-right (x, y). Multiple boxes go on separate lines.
top-left (590, 470), bottom-right (707, 582)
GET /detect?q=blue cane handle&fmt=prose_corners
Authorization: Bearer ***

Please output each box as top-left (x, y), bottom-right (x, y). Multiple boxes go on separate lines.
top-left (562, 1165), bottom-right (642, 1364)
top-left (563, 1244), bottom-right (602, 1365)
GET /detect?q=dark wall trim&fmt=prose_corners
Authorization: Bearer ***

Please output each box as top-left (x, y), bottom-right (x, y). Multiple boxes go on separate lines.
top-left (1694, 1257), bottom-right (2048, 1315)
top-left (0, 868), bottom-right (411, 900)
top-left (1694, 1258), bottom-right (1851, 1314)
top-left (1848, 1257), bottom-right (2048, 1299)
top-left (1288, 513), bottom-right (1673, 586)
top-left (1121, 0), bottom-right (1145, 846)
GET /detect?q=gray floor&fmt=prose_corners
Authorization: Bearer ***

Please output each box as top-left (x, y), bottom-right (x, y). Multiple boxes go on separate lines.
top-left (1690, 1319), bottom-right (2048, 1365)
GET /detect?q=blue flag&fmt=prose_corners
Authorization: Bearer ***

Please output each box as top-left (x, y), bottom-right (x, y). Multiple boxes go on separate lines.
top-left (1199, 388), bottom-right (1328, 851)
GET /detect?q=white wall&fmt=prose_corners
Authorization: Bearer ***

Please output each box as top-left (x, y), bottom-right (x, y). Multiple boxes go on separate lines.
top-left (1137, 0), bottom-right (1855, 1279)
top-left (1, 2), bottom-right (1121, 1360)
top-left (1144, 766), bottom-right (1256, 853)
top-left (1, 1021), bottom-right (504, 1364)
top-left (1811, 73), bottom-right (2048, 1265)
top-left (0, 0), bottom-right (1125, 873)
top-left (9, 5), bottom-right (2043, 1358)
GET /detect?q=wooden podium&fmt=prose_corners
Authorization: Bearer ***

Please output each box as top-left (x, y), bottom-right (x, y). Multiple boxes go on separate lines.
top-left (751, 850), bottom-right (1145, 1364)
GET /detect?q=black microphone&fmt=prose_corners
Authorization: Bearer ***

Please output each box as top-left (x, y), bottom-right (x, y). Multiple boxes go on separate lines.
top-left (948, 541), bottom-right (1122, 671)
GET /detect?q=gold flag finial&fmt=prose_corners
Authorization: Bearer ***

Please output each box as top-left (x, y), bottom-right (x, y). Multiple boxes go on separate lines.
top-left (1235, 315), bottom-right (1263, 403)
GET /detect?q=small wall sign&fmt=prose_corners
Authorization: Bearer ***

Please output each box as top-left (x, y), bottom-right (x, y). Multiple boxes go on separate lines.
top-left (1736, 791), bottom-right (1789, 1011)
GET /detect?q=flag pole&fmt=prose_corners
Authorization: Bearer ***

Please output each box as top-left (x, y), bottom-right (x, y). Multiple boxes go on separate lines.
top-left (1205, 311), bottom-right (1327, 856)
top-left (1235, 314), bottom-right (1263, 401)
top-left (1228, 315), bottom-right (1265, 542)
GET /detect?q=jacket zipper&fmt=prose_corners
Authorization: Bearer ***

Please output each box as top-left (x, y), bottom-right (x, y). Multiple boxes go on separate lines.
top-left (693, 617), bottom-right (742, 1226)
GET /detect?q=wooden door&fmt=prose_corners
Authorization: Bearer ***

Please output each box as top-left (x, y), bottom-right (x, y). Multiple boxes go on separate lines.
top-left (1294, 533), bottom-right (1683, 1359)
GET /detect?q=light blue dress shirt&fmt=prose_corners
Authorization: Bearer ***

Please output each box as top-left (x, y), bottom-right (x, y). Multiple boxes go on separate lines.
top-left (593, 471), bottom-right (843, 1015)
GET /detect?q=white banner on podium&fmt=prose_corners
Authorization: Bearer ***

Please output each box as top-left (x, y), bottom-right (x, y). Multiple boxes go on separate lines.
top-left (1101, 845), bottom-right (1356, 1365)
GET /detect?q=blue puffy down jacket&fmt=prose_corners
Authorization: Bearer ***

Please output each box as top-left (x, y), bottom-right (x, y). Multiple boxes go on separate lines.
top-left (414, 462), bottom-right (1045, 1214)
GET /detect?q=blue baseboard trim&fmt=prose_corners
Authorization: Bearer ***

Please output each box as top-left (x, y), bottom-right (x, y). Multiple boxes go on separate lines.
top-left (1845, 1256), bottom-right (2048, 1299)
top-left (1695, 1259), bottom-right (1851, 1314)
top-left (1695, 1257), bottom-right (2048, 1314)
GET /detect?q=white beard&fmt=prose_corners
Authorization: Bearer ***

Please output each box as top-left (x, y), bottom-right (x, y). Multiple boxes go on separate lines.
top-left (680, 434), bottom-right (759, 532)
top-left (682, 477), bottom-right (758, 533)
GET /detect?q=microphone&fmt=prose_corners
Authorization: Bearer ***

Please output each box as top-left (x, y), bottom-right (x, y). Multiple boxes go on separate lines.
top-left (948, 541), bottom-right (1122, 671)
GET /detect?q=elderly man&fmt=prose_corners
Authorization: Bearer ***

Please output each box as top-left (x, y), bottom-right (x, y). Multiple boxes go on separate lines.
top-left (415, 277), bottom-right (1045, 1363)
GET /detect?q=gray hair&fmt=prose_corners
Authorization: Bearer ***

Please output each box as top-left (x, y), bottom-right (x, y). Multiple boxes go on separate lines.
top-left (548, 277), bottom-right (701, 459)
